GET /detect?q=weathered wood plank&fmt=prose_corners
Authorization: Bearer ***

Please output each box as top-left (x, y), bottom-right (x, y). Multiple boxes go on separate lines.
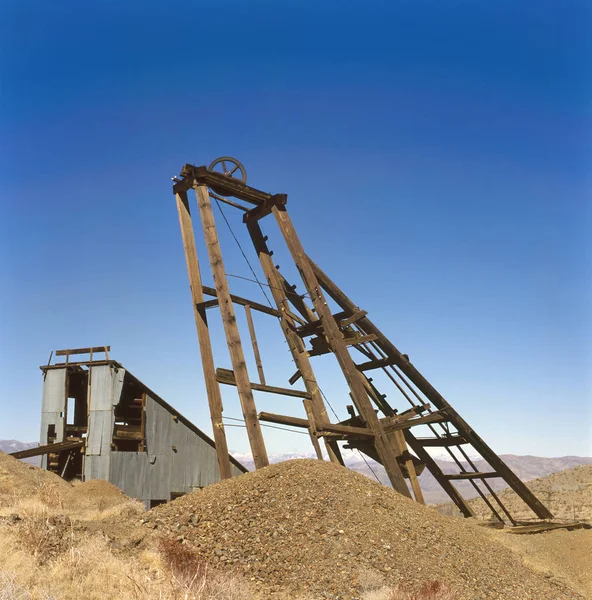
top-left (244, 305), bottom-right (266, 385)
top-left (303, 399), bottom-right (323, 460)
top-left (272, 205), bottom-right (411, 498)
top-left (175, 190), bottom-right (232, 479)
top-left (258, 412), bottom-right (374, 437)
top-left (216, 368), bottom-right (311, 399)
top-left (308, 254), bottom-right (553, 520)
top-left (245, 219), bottom-right (342, 465)
top-left (202, 285), bottom-right (280, 317)
top-left (55, 346), bottom-right (110, 356)
top-left (194, 184), bottom-right (269, 470)
top-left (445, 472), bottom-right (499, 480)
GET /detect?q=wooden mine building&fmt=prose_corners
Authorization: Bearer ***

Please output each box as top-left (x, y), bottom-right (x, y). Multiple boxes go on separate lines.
top-left (13, 347), bottom-right (246, 508)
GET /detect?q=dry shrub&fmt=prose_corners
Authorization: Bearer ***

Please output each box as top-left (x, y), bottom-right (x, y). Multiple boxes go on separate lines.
top-left (389, 581), bottom-right (456, 600)
top-left (362, 581), bottom-right (456, 600)
top-left (83, 497), bottom-right (145, 521)
top-left (156, 537), bottom-right (248, 599)
top-left (37, 483), bottom-right (64, 511)
top-left (17, 515), bottom-right (71, 564)
top-left (157, 537), bottom-right (208, 587)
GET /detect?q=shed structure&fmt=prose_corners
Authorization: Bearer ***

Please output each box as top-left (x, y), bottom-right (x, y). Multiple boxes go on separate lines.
top-left (19, 347), bottom-right (246, 507)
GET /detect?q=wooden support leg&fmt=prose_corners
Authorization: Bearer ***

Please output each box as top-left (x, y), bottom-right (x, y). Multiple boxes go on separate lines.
top-left (193, 184), bottom-right (269, 470)
top-left (245, 219), bottom-right (341, 465)
top-left (303, 399), bottom-right (323, 460)
top-left (393, 430), bottom-right (424, 504)
top-left (271, 205), bottom-right (411, 498)
top-left (308, 255), bottom-right (552, 519)
top-left (175, 191), bottom-right (232, 480)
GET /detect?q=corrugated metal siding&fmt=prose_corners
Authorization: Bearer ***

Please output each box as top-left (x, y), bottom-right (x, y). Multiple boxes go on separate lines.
top-left (85, 365), bottom-right (125, 481)
top-left (109, 453), bottom-right (150, 501)
top-left (40, 369), bottom-right (67, 469)
top-left (105, 394), bottom-right (244, 503)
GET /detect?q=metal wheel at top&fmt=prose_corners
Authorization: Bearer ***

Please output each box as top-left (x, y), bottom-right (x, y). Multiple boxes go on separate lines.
top-left (208, 156), bottom-right (247, 200)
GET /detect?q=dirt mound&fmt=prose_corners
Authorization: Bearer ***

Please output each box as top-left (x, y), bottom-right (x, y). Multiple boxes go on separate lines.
top-left (469, 465), bottom-right (592, 522)
top-left (146, 459), bottom-right (583, 599)
top-left (0, 451), bottom-right (136, 519)
top-left (0, 450), bottom-right (73, 508)
top-left (72, 479), bottom-right (129, 510)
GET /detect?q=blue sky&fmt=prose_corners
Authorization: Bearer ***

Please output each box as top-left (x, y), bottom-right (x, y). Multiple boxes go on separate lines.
top-left (1, 0), bottom-right (590, 457)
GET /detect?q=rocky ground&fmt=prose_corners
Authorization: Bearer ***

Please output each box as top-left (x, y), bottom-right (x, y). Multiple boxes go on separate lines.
top-left (146, 459), bottom-right (585, 600)
top-left (468, 464), bottom-right (592, 522)
top-left (0, 451), bottom-right (590, 599)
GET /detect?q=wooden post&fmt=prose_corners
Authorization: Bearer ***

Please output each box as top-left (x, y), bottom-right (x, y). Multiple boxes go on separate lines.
top-left (308, 255), bottom-right (552, 519)
top-left (193, 183), bottom-right (269, 469)
top-left (303, 399), bottom-right (323, 460)
top-left (175, 190), bottom-right (232, 479)
top-left (393, 430), bottom-right (424, 504)
top-left (271, 205), bottom-right (411, 497)
top-left (245, 219), bottom-right (342, 465)
top-left (244, 305), bottom-right (266, 385)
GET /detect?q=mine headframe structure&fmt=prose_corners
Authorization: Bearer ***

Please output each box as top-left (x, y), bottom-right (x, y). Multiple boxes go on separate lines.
top-left (173, 158), bottom-right (553, 524)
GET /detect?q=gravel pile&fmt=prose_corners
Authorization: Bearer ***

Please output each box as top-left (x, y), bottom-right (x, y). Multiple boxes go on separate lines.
top-left (146, 459), bottom-right (583, 599)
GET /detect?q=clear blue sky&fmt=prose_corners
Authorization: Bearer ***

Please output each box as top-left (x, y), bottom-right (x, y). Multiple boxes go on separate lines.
top-left (1, 1), bottom-right (590, 457)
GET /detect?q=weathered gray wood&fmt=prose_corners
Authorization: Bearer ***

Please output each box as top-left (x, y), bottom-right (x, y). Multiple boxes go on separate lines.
top-left (202, 285), bottom-right (280, 317)
top-left (244, 305), bottom-right (266, 385)
top-left (194, 183), bottom-right (269, 469)
top-left (215, 368), bottom-right (311, 399)
top-left (272, 206), bottom-right (411, 497)
top-left (308, 255), bottom-right (553, 519)
top-left (245, 219), bottom-right (341, 465)
top-left (303, 399), bottom-right (323, 459)
top-left (175, 190), bottom-right (232, 479)
top-left (258, 411), bottom-right (374, 437)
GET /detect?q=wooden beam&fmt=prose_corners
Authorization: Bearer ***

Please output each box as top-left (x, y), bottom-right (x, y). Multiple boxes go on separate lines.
top-left (216, 368), bottom-right (311, 399)
top-left (444, 472), bottom-right (500, 480)
top-left (356, 357), bottom-right (397, 372)
top-left (55, 346), bottom-right (110, 356)
top-left (271, 204), bottom-right (411, 498)
top-left (383, 412), bottom-right (447, 432)
top-left (246, 219), bottom-right (342, 465)
top-left (404, 429), bottom-right (475, 518)
top-left (202, 285), bottom-right (280, 318)
top-left (417, 435), bottom-right (468, 447)
top-left (308, 254), bottom-right (553, 520)
top-left (339, 310), bottom-right (368, 328)
top-left (243, 193), bottom-right (288, 221)
top-left (193, 184), bottom-right (269, 470)
top-left (258, 412), bottom-right (374, 437)
top-left (196, 299), bottom-right (219, 311)
top-left (178, 164), bottom-right (273, 206)
top-left (307, 333), bottom-right (378, 357)
top-left (244, 305), bottom-right (266, 385)
top-left (175, 190), bottom-right (232, 479)
top-left (303, 399), bottom-right (323, 460)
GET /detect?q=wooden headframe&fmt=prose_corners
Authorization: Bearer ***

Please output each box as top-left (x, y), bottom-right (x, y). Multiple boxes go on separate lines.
top-left (172, 162), bottom-right (553, 523)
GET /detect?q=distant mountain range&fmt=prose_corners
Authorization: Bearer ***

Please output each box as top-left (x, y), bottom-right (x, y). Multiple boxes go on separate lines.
top-left (3, 440), bottom-right (590, 505)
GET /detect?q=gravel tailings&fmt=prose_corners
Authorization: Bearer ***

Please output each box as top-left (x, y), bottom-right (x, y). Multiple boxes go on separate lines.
top-left (147, 459), bottom-right (583, 599)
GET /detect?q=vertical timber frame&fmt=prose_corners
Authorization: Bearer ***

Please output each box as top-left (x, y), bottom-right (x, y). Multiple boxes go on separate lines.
top-left (270, 204), bottom-right (411, 497)
top-left (172, 162), bottom-right (553, 523)
top-left (245, 218), bottom-right (343, 466)
top-left (193, 182), bottom-right (269, 470)
top-left (307, 256), bottom-right (553, 520)
top-left (175, 190), bottom-right (232, 479)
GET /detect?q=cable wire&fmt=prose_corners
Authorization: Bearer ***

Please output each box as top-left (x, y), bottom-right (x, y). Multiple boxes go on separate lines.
top-left (213, 199), bottom-right (274, 308)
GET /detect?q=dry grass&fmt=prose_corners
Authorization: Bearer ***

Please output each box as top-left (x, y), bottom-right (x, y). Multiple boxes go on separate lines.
top-left (362, 581), bottom-right (456, 600)
top-left (0, 527), bottom-right (251, 600)
top-left (0, 478), bottom-right (250, 600)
